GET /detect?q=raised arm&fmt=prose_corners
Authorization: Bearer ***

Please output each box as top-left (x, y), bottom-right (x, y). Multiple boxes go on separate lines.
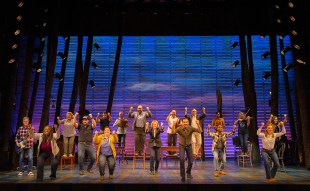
top-left (257, 122), bottom-right (265, 138)
top-left (57, 116), bottom-right (61, 125)
top-left (53, 124), bottom-right (60, 140)
top-left (145, 107), bottom-right (152, 118)
top-left (199, 107), bottom-right (206, 120)
top-left (226, 125), bottom-right (236, 137)
top-left (128, 106), bottom-right (134, 118)
top-left (96, 113), bottom-right (100, 123)
top-left (107, 112), bottom-right (112, 122)
top-left (166, 112), bottom-right (171, 122)
top-left (90, 114), bottom-right (96, 128)
top-left (73, 112), bottom-right (79, 128)
top-left (275, 121), bottom-right (286, 137)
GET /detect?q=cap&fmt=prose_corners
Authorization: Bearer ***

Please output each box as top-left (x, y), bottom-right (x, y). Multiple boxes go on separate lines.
top-left (82, 116), bottom-right (88, 120)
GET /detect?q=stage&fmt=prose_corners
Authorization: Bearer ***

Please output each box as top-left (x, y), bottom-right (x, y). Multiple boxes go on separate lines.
top-left (0, 159), bottom-right (309, 191)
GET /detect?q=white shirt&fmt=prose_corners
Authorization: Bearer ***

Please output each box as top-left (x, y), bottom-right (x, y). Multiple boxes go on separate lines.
top-left (191, 116), bottom-right (198, 129)
top-left (167, 116), bottom-right (179, 134)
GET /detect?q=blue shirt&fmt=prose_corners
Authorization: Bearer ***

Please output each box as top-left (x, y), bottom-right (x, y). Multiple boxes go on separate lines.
top-left (100, 137), bottom-right (112, 156)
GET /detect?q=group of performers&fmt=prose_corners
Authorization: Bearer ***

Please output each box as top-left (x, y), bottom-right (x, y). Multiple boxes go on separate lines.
top-left (15, 105), bottom-right (287, 183)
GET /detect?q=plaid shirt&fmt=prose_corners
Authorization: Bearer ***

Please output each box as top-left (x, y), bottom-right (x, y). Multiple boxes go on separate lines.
top-left (15, 126), bottom-right (34, 149)
top-left (206, 128), bottom-right (235, 153)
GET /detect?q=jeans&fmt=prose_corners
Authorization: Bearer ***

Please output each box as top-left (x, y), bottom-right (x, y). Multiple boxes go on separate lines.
top-left (149, 146), bottom-right (160, 172)
top-left (262, 149), bottom-right (280, 179)
top-left (179, 144), bottom-right (193, 178)
top-left (212, 148), bottom-right (226, 171)
top-left (19, 147), bottom-right (33, 173)
top-left (37, 152), bottom-right (60, 180)
top-left (117, 134), bottom-right (126, 147)
top-left (78, 142), bottom-right (96, 171)
top-left (98, 154), bottom-right (115, 176)
top-left (238, 133), bottom-right (249, 153)
top-left (63, 136), bottom-right (75, 155)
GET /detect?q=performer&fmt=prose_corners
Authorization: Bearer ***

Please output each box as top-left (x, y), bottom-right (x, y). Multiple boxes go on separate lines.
top-left (211, 111), bottom-right (225, 132)
top-left (172, 118), bottom-right (202, 182)
top-left (57, 112), bottom-right (76, 157)
top-left (31, 125), bottom-right (60, 181)
top-left (206, 124), bottom-right (236, 177)
top-left (128, 105), bottom-right (152, 156)
top-left (146, 120), bottom-right (164, 175)
top-left (166, 110), bottom-right (180, 155)
top-left (234, 111), bottom-right (251, 154)
top-left (93, 127), bottom-right (118, 180)
top-left (96, 112), bottom-right (112, 131)
top-left (73, 112), bottom-right (97, 175)
top-left (268, 114), bottom-right (287, 152)
top-left (257, 121), bottom-right (286, 183)
top-left (113, 111), bottom-right (129, 147)
top-left (15, 117), bottom-right (35, 176)
top-left (184, 107), bottom-right (206, 157)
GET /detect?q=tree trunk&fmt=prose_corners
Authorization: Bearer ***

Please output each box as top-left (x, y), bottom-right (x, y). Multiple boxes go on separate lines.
top-left (269, 35), bottom-right (279, 116)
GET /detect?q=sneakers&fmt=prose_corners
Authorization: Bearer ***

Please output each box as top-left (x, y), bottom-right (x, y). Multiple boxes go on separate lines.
top-left (214, 172), bottom-right (219, 177)
top-left (18, 172), bottom-right (23, 176)
top-left (100, 176), bottom-right (104, 181)
top-left (79, 170), bottom-right (86, 175)
top-left (187, 174), bottom-right (193, 179)
top-left (87, 169), bottom-right (93, 173)
top-left (267, 178), bottom-right (276, 183)
top-left (219, 171), bottom-right (226, 175)
top-left (28, 172), bottom-right (34, 176)
top-left (150, 171), bottom-right (155, 175)
top-left (109, 175), bottom-right (113, 179)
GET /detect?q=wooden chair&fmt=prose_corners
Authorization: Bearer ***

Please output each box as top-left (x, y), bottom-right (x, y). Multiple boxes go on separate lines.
top-left (60, 143), bottom-right (76, 170)
top-left (193, 146), bottom-right (203, 164)
top-left (163, 146), bottom-right (179, 168)
top-left (132, 141), bottom-right (147, 170)
top-left (237, 141), bottom-right (253, 168)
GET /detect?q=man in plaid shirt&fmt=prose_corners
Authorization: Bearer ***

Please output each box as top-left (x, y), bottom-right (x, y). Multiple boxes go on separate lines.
top-left (15, 117), bottom-right (35, 176)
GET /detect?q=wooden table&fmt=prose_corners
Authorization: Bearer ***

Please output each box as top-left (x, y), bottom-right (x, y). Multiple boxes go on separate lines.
top-left (160, 146), bottom-right (179, 168)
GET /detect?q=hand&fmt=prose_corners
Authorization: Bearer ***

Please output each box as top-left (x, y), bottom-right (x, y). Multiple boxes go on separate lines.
top-left (57, 116), bottom-right (60, 120)
top-left (233, 125), bottom-right (236, 129)
top-left (185, 107), bottom-right (187, 111)
top-left (112, 130), bottom-right (116, 135)
top-left (16, 142), bottom-right (21, 147)
top-left (95, 130), bottom-right (98, 134)
top-left (89, 114), bottom-right (93, 119)
top-left (97, 113), bottom-right (100, 116)
top-left (160, 122), bottom-right (164, 127)
top-left (283, 114), bottom-right (287, 118)
top-left (146, 122), bottom-right (149, 128)
top-left (53, 124), bottom-right (58, 131)
top-left (246, 116), bottom-right (251, 120)
top-left (107, 112), bottom-right (110, 116)
top-left (270, 114), bottom-right (273, 118)
top-left (130, 106), bottom-right (133, 110)
top-left (207, 124), bottom-right (211, 129)
top-left (261, 122), bottom-right (265, 127)
top-left (279, 121), bottom-right (284, 126)
top-left (75, 112), bottom-right (79, 116)
top-left (202, 107), bottom-right (206, 112)
top-left (146, 107), bottom-right (150, 111)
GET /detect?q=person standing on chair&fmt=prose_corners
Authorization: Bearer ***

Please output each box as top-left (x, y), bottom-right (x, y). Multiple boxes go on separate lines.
top-left (128, 105), bottom-right (152, 156)
top-left (184, 107), bottom-right (206, 158)
top-left (146, 120), bottom-right (164, 175)
top-left (15, 117), bottom-right (35, 176)
top-left (206, 124), bottom-right (236, 177)
top-left (31, 125), bottom-right (60, 181)
top-left (268, 114), bottom-right (287, 152)
top-left (166, 110), bottom-right (180, 155)
top-left (172, 117), bottom-right (202, 182)
top-left (96, 112), bottom-right (112, 131)
top-left (93, 127), bottom-right (118, 181)
top-left (113, 111), bottom-right (129, 147)
top-left (73, 112), bottom-right (97, 175)
top-left (257, 121), bottom-right (286, 183)
top-left (234, 111), bottom-right (251, 154)
top-left (57, 112), bottom-right (76, 157)
top-left (211, 111), bottom-right (225, 132)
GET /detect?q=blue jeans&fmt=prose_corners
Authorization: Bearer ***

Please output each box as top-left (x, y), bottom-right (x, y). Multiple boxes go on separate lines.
top-left (37, 152), bottom-right (60, 180)
top-left (262, 149), bottom-right (280, 179)
top-left (212, 148), bottom-right (226, 171)
top-left (19, 147), bottom-right (33, 173)
top-left (98, 154), bottom-right (115, 176)
top-left (149, 146), bottom-right (160, 172)
top-left (78, 142), bottom-right (96, 171)
top-left (238, 133), bottom-right (249, 153)
top-left (179, 144), bottom-right (193, 178)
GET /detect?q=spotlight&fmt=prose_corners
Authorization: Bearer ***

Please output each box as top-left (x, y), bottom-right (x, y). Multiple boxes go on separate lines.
top-left (93, 43), bottom-right (101, 51)
top-left (11, 43), bottom-right (18, 49)
top-left (281, 46), bottom-right (292, 55)
top-left (263, 71), bottom-right (271, 80)
top-left (283, 63), bottom-right (294, 72)
top-left (233, 79), bottom-right (241, 86)
top-left (230, 42), bottom-right (238, 49)
top-left (33, 62), bottom-right (41, 73)
top-left (279, 32), bottom-right (287, 39)
top-left (62, 36), bottom-right (69, 41)
top-left (231, 60), bottom-right (240, 67)
top-left (91, 62), bottom-right (99, 69)
top-left (14, 29), bottom-right (21, 36)
top-left (16, 15), bottom-right (22, 21)
top-left (55, 73), bottom-right (64, 81)
top-left (261, 51), bottom-right (270, 59)
top-left (260, 35), bottom-right (266, 39)
top-left (18, 1), bottom-right (24, 8)
top-left (291, 29), bottom-right (298, 36)
top-left (296, 58), bottom-right (306, 64)
top-left (90, 80), bottom-right (95, 88)
top-left (8, 58), bottom-right (15, 64)
top-left (57, 52), bottom-right (66, 60)
top-left (289, 16), bottom-right (296, 22)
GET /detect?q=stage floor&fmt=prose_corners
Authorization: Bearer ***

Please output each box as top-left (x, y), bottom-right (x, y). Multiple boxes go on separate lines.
top-left (0, 159), bottom-right (309, 191)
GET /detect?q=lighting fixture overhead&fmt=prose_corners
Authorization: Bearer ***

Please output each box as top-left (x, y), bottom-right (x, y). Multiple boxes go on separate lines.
top-left (296, 58), bottom-right (306, 64)
top-left (93, 43), bottom-right (101, 51)
top-left (11, 43), bottom-right (18, 49)
top-left (33, 62), bottom-right (41, 73)
top-left (283, 63), bottom-right (294, 72)
top-left (55, 73), bottom-right (64, 81)
top-left (91, 62), bottom-right (99, 69)
top-left (279, 32), bottom-right (287, 39)
top-left (260, 35), bottom-right (266, 39)
top-left (281, 46), bottom-right (292, 55)
top-left (231, 60), bottom-right (240, 67)
top-left (233, 79), bottom-right (241, 86)
top-left (57, 52), bottom-right (66, 60)
top-left (261, 51), bottom-right (270, 59)
top-left (230, 42), bottom-right (238, 49)
top-left (8, 58), bottom-right (15, 64)
top-left (90, 80), bottom-right (95, 88)
top-left (263, 71), bottom-right (271, 80)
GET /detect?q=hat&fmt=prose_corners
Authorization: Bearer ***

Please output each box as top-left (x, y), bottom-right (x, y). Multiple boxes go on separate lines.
top-left (82, 116), bottom-right (88, 120)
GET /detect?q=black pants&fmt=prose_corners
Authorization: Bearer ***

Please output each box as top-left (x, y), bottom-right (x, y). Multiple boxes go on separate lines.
top-left (117, 134), bottom-right (126, 147)
top-left (134, 128), bottom-right (146, 153)
top-left (168, 133), bottom-right (177, 154)
top-left (179, 144), bottom-right (193, 178)
top-left (37, 152), bottom-right (60, 180)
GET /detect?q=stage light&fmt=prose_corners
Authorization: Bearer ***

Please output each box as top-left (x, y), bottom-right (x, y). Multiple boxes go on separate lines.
top-left (293, 44), bottom-right (300, 50)
top-left (230, 42), bottom-right (238, 49)
top-left (18, 1), bottom-right (24, 8)
top-left (62, 36), bottom-right (69, 41)
top-left (288, 2), bottom-right (294, 8)
top-left (283, 63), bottom-right (294, 72)
top-left (291, 29), bottom-right (298, 36)
top-left (231, 60), bottom-right (240, 67)
top-left (33, 62), bottom-right (41, 73)
top-left (57, 52), bottom-right (66, 60)
top-left (261, 51), bottom-right (270, 59)
top-left (94, 43), bottom-right (101, 51)
top-left (16, 15), bottom-right (22, 21)
top-left (260, 35), bottom-right (266, 39)
top-left (8, 58), bottom-right (15, 64)
top-left (90, 80), bottom-right (95, 88)
top-left (91, 62), bottom-right (99, 69)
top-left (14, 29), bottom-right (21, 36)
top-left (55, 73), bottom-right (64, 81)
top-left (11, 43), bottom-right (18, 49)
top-left (233, 79), bottom-right (241, 86)
top-left (296, 58), bottom-right (306, 64)
top-left (289, 16), bottom-right (296, 22)
top-left (281, 46), bottom-right (292, 55)
top-left (279, 32), bottom-right (287, 39)
top-left (263, 72), bottom-right (271, 80)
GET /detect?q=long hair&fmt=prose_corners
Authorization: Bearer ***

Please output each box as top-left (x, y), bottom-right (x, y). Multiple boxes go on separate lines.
top-left (42, 125), bottom-right (54, 143)
top-left (264, 124), bottom-right (275, 138)
top-left (151, 120), bottom-right (158, 128)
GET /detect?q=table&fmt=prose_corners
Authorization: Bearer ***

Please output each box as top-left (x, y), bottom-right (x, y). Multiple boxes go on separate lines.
top-left (160, 146), bottom-right (179, 168)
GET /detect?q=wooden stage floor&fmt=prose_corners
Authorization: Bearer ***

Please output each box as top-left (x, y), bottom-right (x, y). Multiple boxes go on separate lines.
top-left (0, 159), bottom-right (309, 191)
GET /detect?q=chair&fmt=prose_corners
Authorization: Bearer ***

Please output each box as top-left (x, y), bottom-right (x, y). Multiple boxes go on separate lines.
top-left (132, 141), bottom-right (147, 170)
top-left (237, 141), bottom-right (253, 167)
top-left (115, 145), bottom-right (128, 165)
top-left (60, 144), bottom-right (76, 170)
top-left (232, 136), bottom-right (242, 158)
top-left (277, 142), bottom-right (286, 173)
top-left (163, 146), bottom-right (179, 168)
top-left (193, 146), bottom-right (202, 165)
